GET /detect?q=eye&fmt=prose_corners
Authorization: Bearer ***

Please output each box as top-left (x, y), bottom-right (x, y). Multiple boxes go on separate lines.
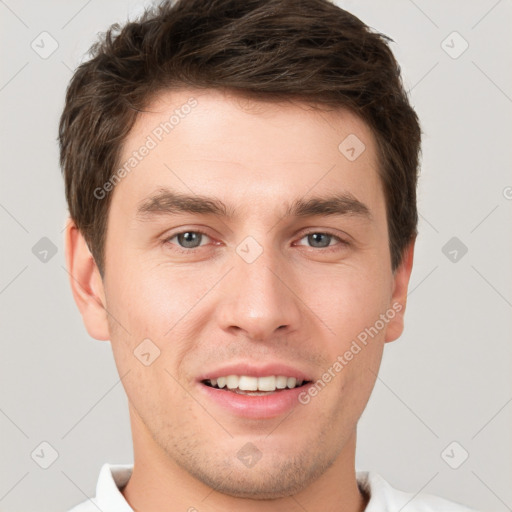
top-left (295, 231), bottom-right (347, 250)
top-left (163, 229), bottom-right (348, 254)
top-left (165, 230), bottom-right (212, 250)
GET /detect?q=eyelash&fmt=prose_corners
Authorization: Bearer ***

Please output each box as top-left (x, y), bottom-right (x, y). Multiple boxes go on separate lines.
top-left (163, 229), bottom-right (349, 254)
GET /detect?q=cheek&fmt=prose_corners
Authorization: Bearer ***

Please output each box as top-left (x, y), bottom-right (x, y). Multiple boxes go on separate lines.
top-left (107, 260), bottom-right (210, 337)
top-left (105, 261), bottom-right (221, 387)
top-left (302, 262), bottom-right (391, 347)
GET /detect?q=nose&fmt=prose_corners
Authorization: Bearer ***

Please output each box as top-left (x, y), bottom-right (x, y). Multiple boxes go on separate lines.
top-left (215, 246), bottom-right (303, 342)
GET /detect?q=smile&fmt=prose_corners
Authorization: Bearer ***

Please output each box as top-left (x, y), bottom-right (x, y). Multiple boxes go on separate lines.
top-left (202, 375), bottom-right (311, 394)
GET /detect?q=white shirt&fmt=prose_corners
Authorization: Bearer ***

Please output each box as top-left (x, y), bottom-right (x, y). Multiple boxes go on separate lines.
top-left (68, 463), bottom-right (479, 511)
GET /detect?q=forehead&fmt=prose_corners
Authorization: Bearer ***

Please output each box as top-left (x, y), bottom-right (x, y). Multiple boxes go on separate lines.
top-left (112, 88), bottom-right (384, 220)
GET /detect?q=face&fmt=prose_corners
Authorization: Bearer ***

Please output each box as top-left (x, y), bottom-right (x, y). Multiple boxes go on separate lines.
top-left (70, 88), bottom-right (413, 499)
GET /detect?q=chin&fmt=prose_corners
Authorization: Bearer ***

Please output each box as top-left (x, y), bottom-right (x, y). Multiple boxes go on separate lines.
top-left (172, 447), bottom-right (336, 500)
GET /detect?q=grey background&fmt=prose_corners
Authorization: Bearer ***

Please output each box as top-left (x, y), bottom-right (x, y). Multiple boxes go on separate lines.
top-left (1, 1), bottom-right (511, 511)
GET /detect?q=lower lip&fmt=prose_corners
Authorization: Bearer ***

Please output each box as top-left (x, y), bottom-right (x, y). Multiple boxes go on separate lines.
top-left (197, 382), bottom-right (311, 419)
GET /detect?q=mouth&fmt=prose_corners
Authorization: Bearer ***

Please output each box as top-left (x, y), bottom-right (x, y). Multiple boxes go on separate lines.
top-left (201, 375), bottom-right (312, 396)
top-left (196, 363), bottom-right (315, 418)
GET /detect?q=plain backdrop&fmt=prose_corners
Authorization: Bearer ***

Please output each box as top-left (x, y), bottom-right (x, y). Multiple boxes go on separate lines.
top-left (0, 1), bottom-right (511, 511)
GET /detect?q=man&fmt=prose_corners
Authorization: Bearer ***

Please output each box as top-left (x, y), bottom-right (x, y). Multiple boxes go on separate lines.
top-left (60, 0), bottom-right (478, 510)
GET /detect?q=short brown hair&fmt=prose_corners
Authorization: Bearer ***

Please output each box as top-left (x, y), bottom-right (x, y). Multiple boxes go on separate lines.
top-left (59, 0), bottom-right (421, 277)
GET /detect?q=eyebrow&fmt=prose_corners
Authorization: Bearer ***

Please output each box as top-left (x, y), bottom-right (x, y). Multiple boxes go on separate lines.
top-left (136, 188), bottom-right (372, 222)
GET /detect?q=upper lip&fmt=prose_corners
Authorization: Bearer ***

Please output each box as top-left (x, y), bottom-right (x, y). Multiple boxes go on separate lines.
top-left (197, 362), bottom-right (313, 382)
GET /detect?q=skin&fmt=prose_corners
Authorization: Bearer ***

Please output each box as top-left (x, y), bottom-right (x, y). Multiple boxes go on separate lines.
top-left (66, 88), bottom-right (415, 512)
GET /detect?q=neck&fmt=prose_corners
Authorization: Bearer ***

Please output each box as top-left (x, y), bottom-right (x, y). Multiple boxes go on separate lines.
top-left (122, 405), bottom-right (368, 512)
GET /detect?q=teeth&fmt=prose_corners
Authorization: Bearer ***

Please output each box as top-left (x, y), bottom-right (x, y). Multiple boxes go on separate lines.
top-left (206, 375), bottom-right (306, 392)
top-left (226, 375), bottom-right (238, 389)
top-left (276, 376), bottom-right (287, 389)
top-left (239, 375), bottom-right (258, 391)
top-left (258, 376), bottom-right (276, 391)
top-left (287, 377), bottom-right (296, 389)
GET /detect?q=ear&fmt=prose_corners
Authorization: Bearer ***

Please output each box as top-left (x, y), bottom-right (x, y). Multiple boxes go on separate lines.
top-left (384, 238), bottom-right (415, 343)
top-left (64, 218), bottom-right (110, 341)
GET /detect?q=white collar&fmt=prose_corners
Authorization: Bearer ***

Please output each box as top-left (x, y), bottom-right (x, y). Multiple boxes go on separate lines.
top-left (94, 463), bottom-right (133, 511)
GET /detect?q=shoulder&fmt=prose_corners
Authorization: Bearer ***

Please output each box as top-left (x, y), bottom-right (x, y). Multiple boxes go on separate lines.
top-left (357, 471), bottom-right (480, 512)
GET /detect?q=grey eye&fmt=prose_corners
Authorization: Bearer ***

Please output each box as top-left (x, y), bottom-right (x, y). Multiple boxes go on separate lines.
top-left (306, 233), bottom-right (333, 248)
top-left (176, 232), bottom-right (203, 248)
